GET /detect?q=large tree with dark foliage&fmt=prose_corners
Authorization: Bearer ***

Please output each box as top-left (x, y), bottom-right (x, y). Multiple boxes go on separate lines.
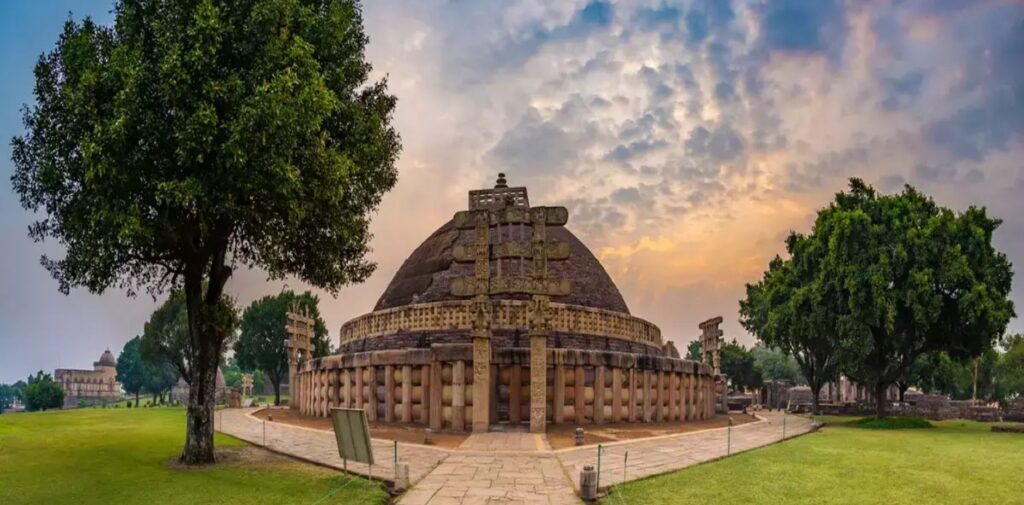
top-left (741, 252), bottom-right (842, 416)
top-left (720, 340), bottom-right (764, 392)
top-left (11, 0), bottom-right (400, 463)
top-left (748, 179), bottom-right (1015, 418)
top-left (235, 290), bottom-right (329, 406)
top-left (116, 336), bottom-right (147, 407)
top-left (23, 371), bottom-right (65, 411)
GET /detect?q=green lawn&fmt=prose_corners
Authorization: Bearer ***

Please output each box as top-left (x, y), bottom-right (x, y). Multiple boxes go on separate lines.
top-left (0, 408), bottom-right (387, 505)
top-left (605, 417), bottom-right (1024, 505)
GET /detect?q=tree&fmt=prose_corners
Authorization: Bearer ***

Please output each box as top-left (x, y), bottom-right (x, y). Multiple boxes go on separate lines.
top-left (751, 345), bottom-right (805, 385)
top-left (741, 253), bottom-right (842, 416)
top-left (117, 337), bottom-right (147, 407)
top-left (814, 179), bottom-right (1013, 417)
top-left (23, 371), bottom-right (64, 411)
top-left (11, 0), bottom-right (399, 463)
top-left (685, 340), bottom-right (702, 362)
top-left (997, 334), bottom-right (1024, 403)
top-left (143, 356), bottom-right (180, 404)
top-left (0, 384), bottom-right (17, 413)
top-left (235, 290), bottom-right (329, 405)
top-left (720, 340), bottom-right (763, 392)
top-left (140, 291), bottom-right (195, 384)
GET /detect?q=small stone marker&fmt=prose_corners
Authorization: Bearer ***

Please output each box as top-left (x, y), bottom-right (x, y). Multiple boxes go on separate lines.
top-left (575, 427), bottom-right (585, 446)
top-left (394, 461), bottom-right (410, 491)
top-left (580, 465), bottom-right (598, 501)
top-left (423, 428), bottom-right (433, 445)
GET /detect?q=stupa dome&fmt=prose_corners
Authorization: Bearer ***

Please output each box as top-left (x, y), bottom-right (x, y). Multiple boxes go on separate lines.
top-left (374, 220), bottom-right (630, 314)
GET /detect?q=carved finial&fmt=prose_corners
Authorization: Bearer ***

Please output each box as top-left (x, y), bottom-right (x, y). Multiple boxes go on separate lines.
top-left (495, 173), bottom-right (508, 188)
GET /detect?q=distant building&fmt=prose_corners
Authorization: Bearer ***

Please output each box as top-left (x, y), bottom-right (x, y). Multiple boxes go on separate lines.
top-left (55, 349), bottom-right (122, 407)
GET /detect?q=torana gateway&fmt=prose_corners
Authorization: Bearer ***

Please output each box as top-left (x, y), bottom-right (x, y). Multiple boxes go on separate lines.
top-left (292, 175), bottom-right (723, 433)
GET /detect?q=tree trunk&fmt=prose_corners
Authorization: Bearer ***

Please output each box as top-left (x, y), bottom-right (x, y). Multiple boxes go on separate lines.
top-left (875, 382), bottom-right (889, 419)
top-left (135, 391), bottom-right (140, 407)
top-left (810, 381), bottom-right (822, 416)
top-left (273, 380), bottom-right (281, 407)
top-left (179, 266), bottom-right (228, 465)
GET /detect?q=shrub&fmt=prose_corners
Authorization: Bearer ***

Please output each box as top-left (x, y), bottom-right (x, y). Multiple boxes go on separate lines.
top-left (854, 416), bottom-right (933, 429)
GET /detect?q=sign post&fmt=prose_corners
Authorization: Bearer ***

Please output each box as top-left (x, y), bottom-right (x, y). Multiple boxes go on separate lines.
top-left (330, 407), bottom-right (375, 478)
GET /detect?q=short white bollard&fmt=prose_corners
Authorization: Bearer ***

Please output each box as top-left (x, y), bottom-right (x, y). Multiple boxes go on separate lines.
top-left (394, 462), bottom-right (410, 492)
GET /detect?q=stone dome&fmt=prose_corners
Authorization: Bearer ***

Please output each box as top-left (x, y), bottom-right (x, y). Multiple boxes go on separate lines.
top-left (95, 349), bottom-right (116, 368)
top-left (374, 219), bottom-right (630, 314)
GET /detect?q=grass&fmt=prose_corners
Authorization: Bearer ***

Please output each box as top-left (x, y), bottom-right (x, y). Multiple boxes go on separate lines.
top-left (852, 416), bottom-right (934, 429)
top-left (0, 408), bottom-right (388, 505)
top-left (604, 416), bottom-right (1024, 505)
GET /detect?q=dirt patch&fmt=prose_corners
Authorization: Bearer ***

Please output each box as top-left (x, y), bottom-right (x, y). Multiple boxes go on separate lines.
top-left (165, 446), bottom-right (304, 472)
top-left (546, 413), bottom-right (760, 449)
top-left (252, 408), bottom-right (469, 449)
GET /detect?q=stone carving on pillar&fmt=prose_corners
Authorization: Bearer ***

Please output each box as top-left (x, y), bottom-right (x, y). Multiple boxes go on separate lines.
top-left (698, 316), bottom-right (724, 376)
top-left (451, 174), bottom-right (570, 433)
top-left (241, 373), bottom-right (254, 398)
top-left (285, 306), bottom-right (314, 409)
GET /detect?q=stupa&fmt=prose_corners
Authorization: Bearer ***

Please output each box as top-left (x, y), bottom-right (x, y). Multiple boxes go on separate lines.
top-left (293, 175), bottom-right (718, 432)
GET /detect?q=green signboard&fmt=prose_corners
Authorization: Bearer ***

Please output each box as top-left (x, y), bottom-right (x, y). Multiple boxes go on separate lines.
top-left (330, 407), bottom-right (374, 466)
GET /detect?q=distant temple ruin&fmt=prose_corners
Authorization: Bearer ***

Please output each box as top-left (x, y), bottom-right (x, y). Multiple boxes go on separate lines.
top-left (55, 349), bottom-right (122, 407)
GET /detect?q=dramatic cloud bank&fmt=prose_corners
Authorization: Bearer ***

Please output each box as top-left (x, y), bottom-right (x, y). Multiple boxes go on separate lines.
top-left (2, 0), bottom-right (1022, 381)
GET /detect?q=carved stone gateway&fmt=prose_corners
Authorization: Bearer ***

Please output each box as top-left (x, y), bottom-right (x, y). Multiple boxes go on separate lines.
top-left (285, 307), bottom-right (315, 409)
top-left (698, 316), bottom-right (723, 376)
top-left (450, 174), bottom-right (571, 433)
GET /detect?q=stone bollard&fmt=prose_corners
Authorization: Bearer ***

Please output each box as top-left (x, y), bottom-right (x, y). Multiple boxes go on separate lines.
top-left (394, 461), bottom-right (410, 492)
top-left (423, 428), bottom-right (433, 445)
top-left (575, 427), bottom-right (585, 446)
top-left (580, 465), bottom-right (598, 501)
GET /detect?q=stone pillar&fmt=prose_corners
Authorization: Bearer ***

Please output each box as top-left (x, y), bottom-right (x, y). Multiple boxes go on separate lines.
top-left (627, 369), bottom-right (637, 422)
top-left (594, 366), bottom-right (606, 425)
top-left (642, 370), bottom-right (653, 423)
top-left (384, 365), bottom-right (395, 423)
top-left (367, 367), bottom-right (378, 422)
top-left (611, 368), bottom-right (622, 423)
top-left (452, 360), bottom-right (466, 431)
top-left (342, 369), bottom-right (351, 408)
top-left (402, 365), bottom-right (413, 423)
top-left (687, 374), bottom-right (695, 421)
top-left (668, 372), bottom-right (678, 421)
top-left (429, 362), bottom-right (443, 430)
top-left (509, 365), bottom-right (522, 424)
top-left (420, 364), bottom-right (432, 424)
top-left (574, 366), bottom-right (585, 425)
top-left (354, 367), bottom-right (364, 411)
top-left (655, 371), bottom-right (665, 422)
top-left (472, 330), bottom-right (491, 433)
top-left (553, 364), bottom-right (566, 425)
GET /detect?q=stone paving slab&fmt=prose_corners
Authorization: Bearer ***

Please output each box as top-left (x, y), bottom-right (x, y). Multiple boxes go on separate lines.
top-left (397, 453), bottom-right (580, 505)
top-left (216, 408), bottom-right (449, 484)
top-left (458, 432), bottom-right (549, 452)
top-left (556, 412), bottom-right (815, 489)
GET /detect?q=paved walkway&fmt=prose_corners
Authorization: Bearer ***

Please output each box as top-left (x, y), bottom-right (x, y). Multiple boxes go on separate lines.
top-left (216, 408), bottom-right (449, 483)
top-left (557, 412), bottom-right (815, 489)
top-left (217, 409), bottom-right (815, 505)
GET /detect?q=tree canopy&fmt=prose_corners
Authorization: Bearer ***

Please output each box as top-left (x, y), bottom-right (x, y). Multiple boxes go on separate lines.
top-left (235, 290), bottom-right (328, 405)
top-left (23, 371), bottom-right (64, 411)
top-left (11, 0), bottom-right (398, 463)
top-left (742, 179), bottom-right (1014, 417)
top-left (751, 345), bottom-right (805, 385)
top-left (997, 334), bottom-right (1024, 403)
top-left (116, 337), bottom-right (147, 406)
top-left (720, 340), bottom-right (764, 392)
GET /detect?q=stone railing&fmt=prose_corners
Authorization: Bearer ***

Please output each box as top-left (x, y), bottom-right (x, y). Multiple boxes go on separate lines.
top-left (339, 300), bottom-right (662, 348)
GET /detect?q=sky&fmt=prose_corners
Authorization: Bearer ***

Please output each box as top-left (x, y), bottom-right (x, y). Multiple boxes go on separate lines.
top-left (2, 0), bottom-right (1023, 384)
